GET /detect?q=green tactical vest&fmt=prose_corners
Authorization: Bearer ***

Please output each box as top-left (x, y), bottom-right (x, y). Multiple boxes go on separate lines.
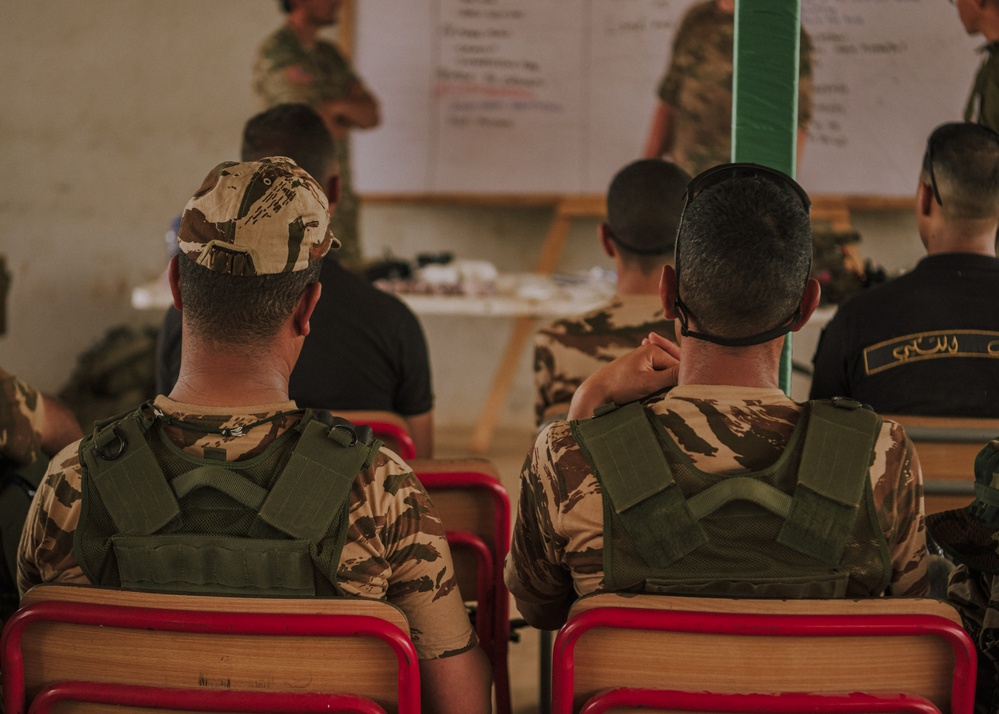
top-left (73, 405), bottom-right (381, 597)
top-left (571, 399), bottom-right (892, 598)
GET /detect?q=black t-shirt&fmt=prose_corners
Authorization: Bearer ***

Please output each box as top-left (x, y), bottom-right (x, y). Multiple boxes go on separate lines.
top-left (810, 253), bottom-right (999, 417)
top-left (156, 259), bottom-right (433, 416)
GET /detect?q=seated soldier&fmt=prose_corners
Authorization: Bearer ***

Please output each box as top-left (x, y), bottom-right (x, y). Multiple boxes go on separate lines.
top-left (927, 440), bottom-right (999, 714)
top-left (810, 122), bottom-right (999, 417)
top-left (158, 104), bottom-right (435, 456)
top-left (505, 164), bottom-right (929, 630)
top-left (533, 159), bottom-right (689, 427)
top-left (18, 158), bottom-right (491, 714)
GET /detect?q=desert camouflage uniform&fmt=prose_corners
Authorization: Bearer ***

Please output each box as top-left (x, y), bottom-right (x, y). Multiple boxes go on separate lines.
top-left (657, 1), bottom-right (814, 177)
top-left (966, 41), bottom-right (999, 133)
top-left (533, 295), bottom-right (674, 427)
top-left (506, 385), bottom-right (929, 607)
top-left (18, 395), bottom-right (476, 660)
top-left (253, 25), bottom-right (363, 267)
top-left (947, 567), bottom-right (999, 713)
top-left (0, 367), bottom-right (46, 467)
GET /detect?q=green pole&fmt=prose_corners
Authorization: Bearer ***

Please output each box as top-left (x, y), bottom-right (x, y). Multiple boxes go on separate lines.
top-left (732, 0), bottom-right (802, 396)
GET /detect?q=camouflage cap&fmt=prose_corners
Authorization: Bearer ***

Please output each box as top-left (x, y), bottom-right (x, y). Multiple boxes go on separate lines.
top-left (926, 438), bottom-right (999, 574)
top-left (177, 157), bottom-right (339, 276)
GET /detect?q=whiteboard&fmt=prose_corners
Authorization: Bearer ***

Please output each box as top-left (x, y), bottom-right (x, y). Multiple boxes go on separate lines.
top-left (352, 0), bottom-right (977, 198)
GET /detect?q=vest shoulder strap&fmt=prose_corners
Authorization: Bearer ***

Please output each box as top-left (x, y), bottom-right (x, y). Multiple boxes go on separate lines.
top-left (255, 411), bottom-right (382, 543)
top-left (571, 402), bottom-right (707, 567)
top-left (776, 398), bottom-right (883, 564)
top-left (79, 410), bottom-right (181, 536)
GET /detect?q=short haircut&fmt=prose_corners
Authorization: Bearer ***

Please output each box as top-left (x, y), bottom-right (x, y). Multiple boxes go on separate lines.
top-left (178, 255), bottom-right (320, 346)
top-left (607, 159), bottom-right (691, 272)
top-left (241, 104), bottom-right (335, 182)
top-left (677, 176), bottom-right (812, 339)
top-left (922, 122), bottom-right (999, 221)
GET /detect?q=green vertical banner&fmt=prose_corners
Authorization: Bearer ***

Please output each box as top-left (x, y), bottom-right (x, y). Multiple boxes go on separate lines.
top-left (732, 0), bottom-right (802, 396)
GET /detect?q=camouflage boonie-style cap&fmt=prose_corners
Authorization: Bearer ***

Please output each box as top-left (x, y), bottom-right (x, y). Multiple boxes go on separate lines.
top-left (926, 438), bottom-right (999, 574)
top-left (177, 157), bottom-right (339, 276)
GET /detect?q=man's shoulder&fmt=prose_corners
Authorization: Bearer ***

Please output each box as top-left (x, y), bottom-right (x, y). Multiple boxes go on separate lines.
top-left (256, 24), bottom-right (306, 64)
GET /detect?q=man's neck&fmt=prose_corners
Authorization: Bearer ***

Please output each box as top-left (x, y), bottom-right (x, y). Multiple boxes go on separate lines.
top-left (676, 338), bottom-right (784, 390)
top-left (923, 224), bottom-right (998, 258)
top-left (169, 342), bottom-right (294, 408)
top-left (616, 269), bottom-right (665, 296)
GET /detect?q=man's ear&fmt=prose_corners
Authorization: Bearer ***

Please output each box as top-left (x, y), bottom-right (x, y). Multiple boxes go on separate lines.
top-left (293, 281), bottom-right (322, 338)
top-left (168, 255), bottom-right (183, 311)
top-left (917, 180), bottom-right (935, 218)
top-left (791, 278), bottom-right (822, 332)
top-left (661, 264), bottom-right (680, 318)
top-left (598, 223), bottom-right (617, 258)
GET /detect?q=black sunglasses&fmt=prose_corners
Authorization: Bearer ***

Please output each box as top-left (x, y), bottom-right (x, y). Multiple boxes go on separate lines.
top-left (673, 163), bottom-right (812, 348)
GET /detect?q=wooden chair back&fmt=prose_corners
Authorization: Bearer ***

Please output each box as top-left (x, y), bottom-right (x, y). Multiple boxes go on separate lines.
top-left (885, 414), bottom-right (999, 515)
top-left (336, 410), bottom-right (417, 460)
top-left (553, 593), bottom-right (975, 714)
top-left (409, 457), bottom-right (512, 714)
top-left (2, 584), bottom-right (419, 714)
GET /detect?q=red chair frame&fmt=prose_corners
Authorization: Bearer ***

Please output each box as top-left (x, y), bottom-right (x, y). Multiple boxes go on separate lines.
top-left (552, 607), bottom-right (977, 714)
top-left (360, 420), bottom-right (417, 460)
top-left (416, 469), bottom-right (512, 714)
top-left (2, 600), bottom-right (421, 714)
top-left (29, 680), bottom-right (387, 714)
top-left (578, 689), bottom-right (943, 714)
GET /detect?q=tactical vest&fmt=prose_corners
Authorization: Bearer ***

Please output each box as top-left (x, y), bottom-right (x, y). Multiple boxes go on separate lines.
top-left (571, 399), bottom-right (892, 598)
top-left (74, 405), bottom-right (381, 597)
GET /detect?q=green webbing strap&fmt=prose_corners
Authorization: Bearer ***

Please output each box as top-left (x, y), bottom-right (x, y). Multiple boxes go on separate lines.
top-left (777, 400), bottom-right (881, 563)
top-left (685, 476), bottom-right (793, 522)
top-left (256, 416), bottom-right (376, 543)
top-left (572, 402), bottom-right (707, 567)
top-left (171, 466), bottom-right (269, 511)
top-left (113, 535), bottom-right (315, 596)
top-left (85, 415), bottom-right (180, 536)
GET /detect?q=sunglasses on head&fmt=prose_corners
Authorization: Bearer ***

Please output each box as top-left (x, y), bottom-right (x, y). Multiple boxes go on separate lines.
top-left (673, 163), bottom-right (811, 348)
top-left (923, 121), bottom-right (999, 207)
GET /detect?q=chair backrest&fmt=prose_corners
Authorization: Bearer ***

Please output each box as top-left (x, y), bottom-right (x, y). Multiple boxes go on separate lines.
top-left (409, 458), bottom-right (512, 714)
top-left (553, 593), bottom-right (976, 714)
top-left (337, 410), bottom-right (417, 460)
top-left (885, 414), bottom-right (999, 515)
top-left (2, 584), bottom-right (419, 714)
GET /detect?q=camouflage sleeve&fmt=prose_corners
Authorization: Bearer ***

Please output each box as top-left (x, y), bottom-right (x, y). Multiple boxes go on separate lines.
top-left (0, 367), bottom-right (46, 466)
top-left (534, 329), bottom-right (577, 428)
top-left (873, 421), bottom-right (930, 596)
top-left (17, 442), bottom-right (88, 597)
top-left (342, 449), bottom-right (476, 660)
top-left (504, 423), bottom-right (576, 606)
top-left (656, 5), bottom-right (701, 104)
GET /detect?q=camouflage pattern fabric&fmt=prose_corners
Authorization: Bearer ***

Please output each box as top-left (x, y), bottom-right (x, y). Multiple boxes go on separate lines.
top-left (533, 295), bottom-right (674, 427)
top-left (254, 25), bottom-right (362, 268)
top-left (0, 367), bottom-right (45, 467)
top-left (18, 395), bottom-right (476, 660)
top-left (945, 566), bottom-right (999, 713)
top-left (965, 41), bottom-right (999, 133)
top-left (657, 1), bottom-right (814, 177)
top-left (505, 385), bottom-right (929, 607)
top-left (178, 158), bottom-right (336, 277)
